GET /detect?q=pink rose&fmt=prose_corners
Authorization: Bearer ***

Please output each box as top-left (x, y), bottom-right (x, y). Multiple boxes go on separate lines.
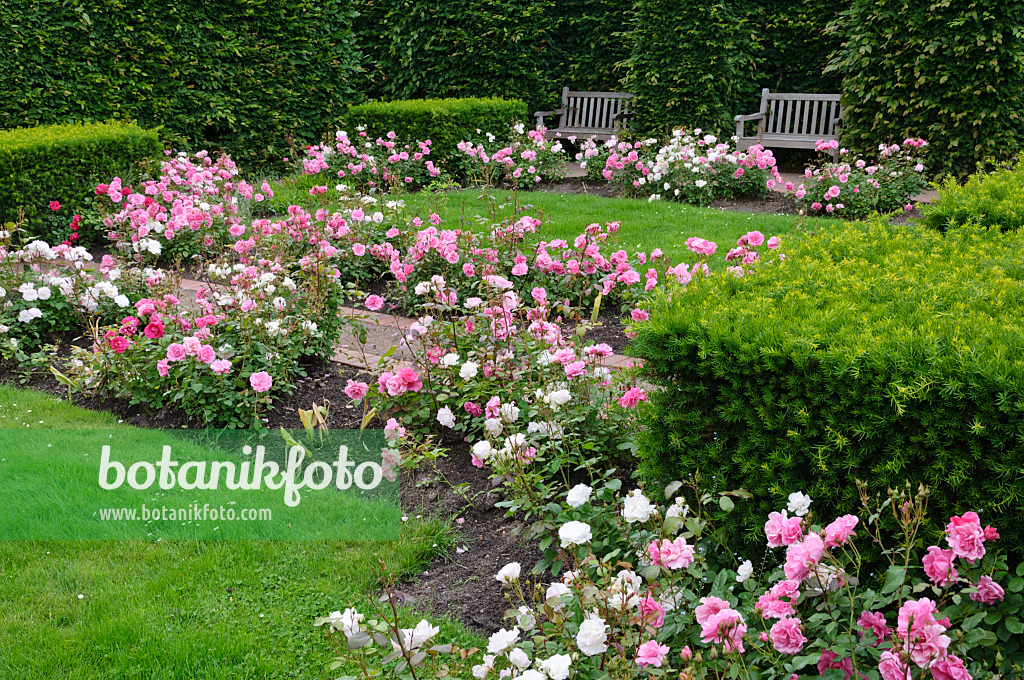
top-left (166, 343), bottom-right (186, 362)
top-left (344, 380), bottom-right (369, 401)
top-left (931, 655), bottom-right (971, 680)
top-left (784, 533), bottom-right (824, 581)
top-left (249, 371), bottom-right (273, 393)
top-left (744, 230), bottom-right (765, 247)
top-left (618, 387), bottom-right (648, 409)
top-left (756, 580), bottom-right (800, 619)
top-left (109, 336), bottom-right (129, 354)
top-left (818, 650), bottom-right (855, 680)
top-left (922, 546), bottom-right (958, 586)
top-left (156, 359), bottom-right (170, 377)
top-left (197, 344), bottom-right (216, 364)
top-left (857, 610), bottom-right (891, 645)
top-left (631, 308), bottom-right (649, 322)
top-left (695, 596), bottom-right (730, 626)
top-left (183, 336), bottom-right (202, 356)
top-left (637, 595), bottom-right (666, 628)
top-left (649, 537), bottom-right (694, 570)
top-left (823, 514), bottom-right (859, 549)
top-left (210, 359), bottom-right (232, 375)
top-left (143, 319), bottom-right (165, 340)
top-left (765, 510), bottom-right (803, 548)
top-left (365, 294), bottom-right (384, 311)
top-left (946, 512), bottom-right (986, 562)
top-left (970, 575), bottom-right (1004, 605)
top-left (700, 608), bottom-right (746, 653)
top-left (352, 243), bottom-right (366, 256)
top-left (878, 650), bottom-right (912, 680)
top-left (769, 617), bottom-right (806, 654)
top-left (635, 640), bottom-right (669, 668)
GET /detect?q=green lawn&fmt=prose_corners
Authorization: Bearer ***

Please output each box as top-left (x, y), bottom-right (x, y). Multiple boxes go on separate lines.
top-left (267, 173), bottom-right (812, 263)
top-left (0, 385), bottom-right (481, 680)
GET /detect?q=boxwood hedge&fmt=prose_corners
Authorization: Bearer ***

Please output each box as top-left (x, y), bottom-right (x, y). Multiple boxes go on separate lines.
top-left (631, 221), bottom-right (1024, 561)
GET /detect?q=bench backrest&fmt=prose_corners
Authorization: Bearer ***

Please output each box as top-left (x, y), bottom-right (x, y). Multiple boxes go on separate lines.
top-left (761, 90), bottom-right (842, 138)
top-left (560, 88), bottom-right (633, 131)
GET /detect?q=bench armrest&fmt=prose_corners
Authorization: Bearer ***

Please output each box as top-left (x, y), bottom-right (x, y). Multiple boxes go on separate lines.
top-left (612, 111), bottom-right (634, 123)
top-left (534, 107), bottom-right (565, 127)
top-left (734, 112), bottom-right (765, 122)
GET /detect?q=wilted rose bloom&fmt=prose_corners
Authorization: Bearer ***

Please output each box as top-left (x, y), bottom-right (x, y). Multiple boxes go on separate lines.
top-left (922, 546), bottom-right (958, 586)
top-left (970, 575), bottom-right (1005, 604)
top-left (637, 595), bottom-right (666, 628)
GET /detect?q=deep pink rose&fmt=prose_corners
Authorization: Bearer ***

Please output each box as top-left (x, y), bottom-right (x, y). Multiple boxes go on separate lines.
top-left (922, 546), bottom-right (958, 586)
top-left (769, 617), bottom-right (806, 654)
top-left (637, 595), bottom-right (665, 628)
top-left (344, 380), bottom-right (369, 400)
top-left (857, 610), bottom-right (891, 645)
top-left (249, 371), bottom-right (273, 393)
top-left (109, 336), bottom-right (129, 354)
top-left (618, 387), bottom-right (648, 409)
top-left (823, 514), bottom-right (859, 549)
top-left (946, 512), bottom-right (986, 562)
top-left (197, 344), bottom-right (216, 364)
top-left (818, 650), bottom-right (855, 680)
top-left (49, 201), bottom-right (61, 211)
top-left (931, 655), bottom-right (971, 680)
top-left (143, 319), bottom-right (165, 339)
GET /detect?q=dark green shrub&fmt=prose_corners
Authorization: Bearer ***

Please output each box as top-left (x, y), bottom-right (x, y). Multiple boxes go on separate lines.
top-left (631, 220), bottom-right (1024, 562)
top-left (624, 0), bottom-right (763, 136)
top-left (0, 121), bottom-right (161, 244)
top-left (0, 0), bottom-right (361, 171)
top-left (341, 98), bottom-right (527, 168)
top-left (760, 0), bottom-right (844, 94)
top-left (351, 0), bottom-right (560, 114)
top-left (921, 162), bottom-right (1024, 231)
top-left (834, 0), bottom-right (1024, 177)
top-left (553, 0), bottom-right (632, 92)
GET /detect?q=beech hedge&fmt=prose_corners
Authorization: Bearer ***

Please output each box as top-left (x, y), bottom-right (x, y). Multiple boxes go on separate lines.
top-left (631, 221), bottom-right (1024, 561)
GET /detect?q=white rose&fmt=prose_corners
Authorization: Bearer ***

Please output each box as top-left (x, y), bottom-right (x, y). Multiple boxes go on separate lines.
top-left (459, 361), bottom-right (479, 379)
top-left (35, 286), bottom-right (51, 301)
top-left (622, 489), bottom-right (656, 523)
top-left (787, 491), bottom-right (812, 517)
top-left (472, 654), bottom-right (496, 679)
top-left (442, 352), bottom-right (460, 366)
top-left (546, 582), bottom-right (571, 606)
top-left (484, 418), bottom-right (503, 437)
top-left (498, 403), bottom-right (520, 422)
top-left (540, 654), bottom-right (573, 680)
top-left (436, 406), bottom-right (456, 428)
top-left (331, 608), bottom-right (363, 638)
top-left (517, 671), bottom-right (545, 680)
top-left (472, 440), bottom-right (493, 461)
top-left (391, 619), bottom-right (439, 652)
top-left (508, 647), bottom-right (531, 669)
top-left (544, 389), bottom-right (571, 408)
top-left (486, 627), bottom-right (520, 654)
top-left (736, 560), bottom-right (754, 583)
top-left (558, 521), bottom-right (592, 548)
top-left (516, 605), bottom-right (537, 630)
top-left (566, 483), bottom-right (592, 508)
top-left (114, 294), bottom-right (130, 308)
top-left (495, 562), bottom-right (520, 584)
top-left (575, 615), bottom-right (608, 656)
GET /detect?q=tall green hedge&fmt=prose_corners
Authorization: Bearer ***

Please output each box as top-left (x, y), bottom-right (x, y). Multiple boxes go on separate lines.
top-left (342, 98), bottom-right (527, 166)
top-left (834, 0), bottom-right (1024, 177)
top-left (623, 0), bottom-right (763, 136)
top-left (0, 0), bottom-right (362, 171)
top-left (631, 221), bottom-right (1024, 562)
top-left (552, 0), bottom-right (633, 93)
top-left (351, 0), bottom-right (560, 114)
top-left (0, 121), bottom-right (161, 241)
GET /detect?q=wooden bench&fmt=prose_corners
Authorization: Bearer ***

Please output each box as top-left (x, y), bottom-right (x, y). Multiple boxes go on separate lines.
top-left (534, 87), bottom-right (633, 140)
top-left (735, 89), bottom-right (842, 158)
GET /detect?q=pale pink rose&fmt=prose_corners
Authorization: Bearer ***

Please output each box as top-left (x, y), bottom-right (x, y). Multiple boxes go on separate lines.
top-left (197, 344), bottom-right (216, 364)
top-left (970, 575), bottom-right (1004, 604)
top-left (878, 651), bottom-right (912, 680)
top-left (946, 512), bottom-right (986, 562)
top-left (765, 510), bottom-right (803, 547)
top-left (650, 537), bottom-right (694, 570)
top-left (249, 371), bottom-right (273, 393)
top-left (365, 294), bottom-right (384, 311)
top-left (183, 336), bottom-right (202, 356)
top-left (352, 243), bottom-right (366, 256)
top-left (769, 617), bottom-right (806, 654)
top-left (824, 514), bottom-right (859, 549)
top-left (156, 359), bottom-right (170, 377)
top-left (635, 640), bottom-right (669, 668)
top-left (922, 546), bottom-right (958, 586)
top-left (344, 380), bottom-right (369, 401)
top-left (210, 359), bottom-right (232, 375)
top-left (695, 596), bottom-right (730, 626)
top-left (166, 343), bottom-right (186, 362)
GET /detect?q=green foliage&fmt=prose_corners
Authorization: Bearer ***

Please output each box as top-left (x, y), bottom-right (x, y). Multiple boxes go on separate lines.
top-left (834, 0), bottom-right (1024, 177)
top-left (552, 0), bottom-right (632, 92)
top-left (341, 98), bottom-right (527, 166)
top-left (922, 162), bottom-right (1024, 231)
top-left (760, 0), bottom-right (845, 93)
top-left (632, 220), bottom-right (1024, 562)
top-left (624, 0), bottom-right (763, 136)
top-left (0, 0), bottom-right (362, 171)
top-left (350, 0), bottom-right (560, 113)
top-left (0, 121), bottom-right (161, 243)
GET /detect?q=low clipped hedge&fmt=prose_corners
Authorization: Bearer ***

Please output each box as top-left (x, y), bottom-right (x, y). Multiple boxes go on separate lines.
top-left (922, 162), bottom-right (1024, 232)
top-left (341, 98), bottom-right (527, 171)
top-left (631, 221), bottom-right (1024, 562)
top-left (0, 121), bottom-right (161, 243)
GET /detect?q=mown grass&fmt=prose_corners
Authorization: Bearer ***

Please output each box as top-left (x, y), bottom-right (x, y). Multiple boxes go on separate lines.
top-left (267, 173), bottom-right (812, 263)
top-left (0, 385), bottom-right (482, 679)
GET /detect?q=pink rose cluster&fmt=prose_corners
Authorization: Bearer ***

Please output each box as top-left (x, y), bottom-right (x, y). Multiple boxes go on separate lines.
top-left (377, 367), bottom-right (423, 397)
top-left (647, 536), bottom-right (694, 570)
top-left (695, 596), bottom-right (747, 653)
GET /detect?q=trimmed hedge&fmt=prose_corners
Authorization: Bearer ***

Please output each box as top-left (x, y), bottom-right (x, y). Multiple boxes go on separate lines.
top-left (632, 221), bottom-right (1024, 561)
top-left (0, 121), bottom-right (161, 241)
top-left (835, 0), bottom-right (1024, 177)
top-left (351, 0), bottom-right (560, 114)
top-left (0, 0), bottom-right (361, 171)
top-left (624, 0), bottom-right (763, 135)
top-left (922, 162), bottom-right (1024, 232)
top-left (341, 98), bottom-right (527, 166)
top-left (553, 0), bottom-right (633, 93)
